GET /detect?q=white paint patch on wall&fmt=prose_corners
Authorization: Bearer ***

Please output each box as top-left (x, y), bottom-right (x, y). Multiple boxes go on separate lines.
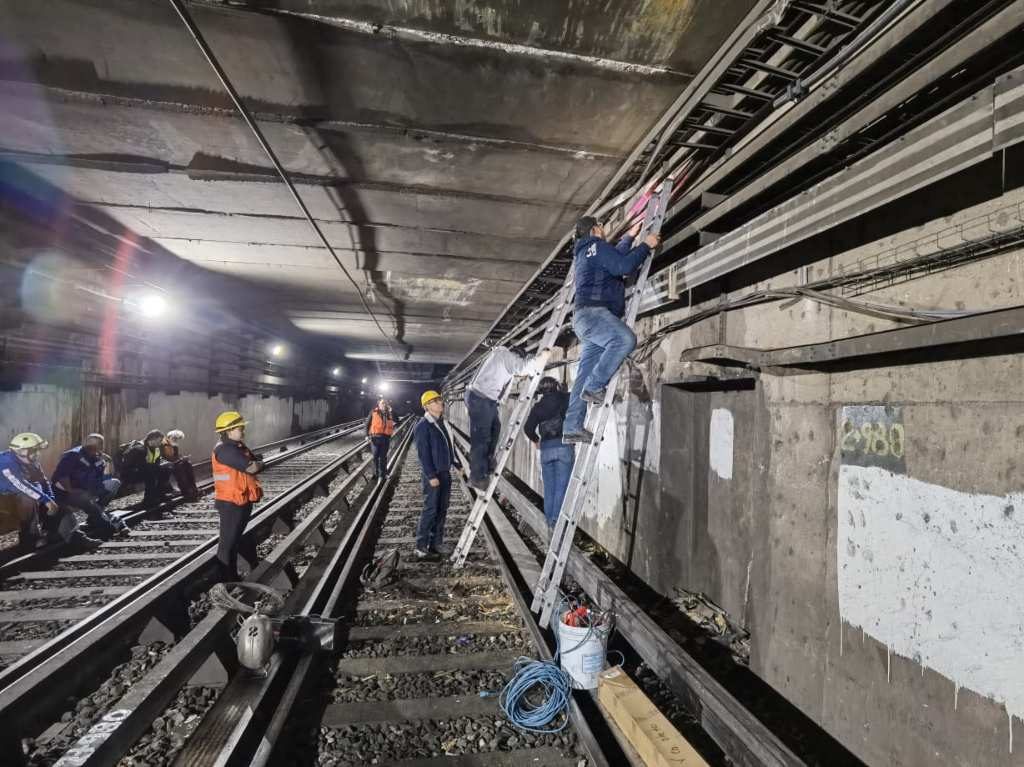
top-left (709, 408), bottom-right (734, 480)
top-left (838, 464), bottom-right (1024, 720)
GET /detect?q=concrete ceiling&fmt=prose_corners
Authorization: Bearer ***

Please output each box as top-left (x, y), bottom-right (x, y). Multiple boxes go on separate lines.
top-left (0, 0), bottom-right (756, 378)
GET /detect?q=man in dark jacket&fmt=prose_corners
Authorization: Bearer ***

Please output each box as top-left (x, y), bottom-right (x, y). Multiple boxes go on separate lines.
top-left (563, 216), bottom-right (659, 442)
top-left (52, 433), bottom-right (128, 539)
top-left (523, 377), bottom-right (574, 527)
top-left (413, 390), bottom-right (463, 561)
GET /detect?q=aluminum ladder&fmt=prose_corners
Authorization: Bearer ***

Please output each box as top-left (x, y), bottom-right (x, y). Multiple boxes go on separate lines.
top-left (530, 182), bottom-right (672, 625)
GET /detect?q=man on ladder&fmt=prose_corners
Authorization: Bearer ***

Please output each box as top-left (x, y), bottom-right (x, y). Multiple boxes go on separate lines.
top-left (562, 217), bottom-right (660, 443)
top-left (464, 344), bottom-right (530, 490)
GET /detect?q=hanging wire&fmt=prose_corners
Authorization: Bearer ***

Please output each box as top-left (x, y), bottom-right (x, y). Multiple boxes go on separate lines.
top-left (166, 0), bottom-right (404, 362)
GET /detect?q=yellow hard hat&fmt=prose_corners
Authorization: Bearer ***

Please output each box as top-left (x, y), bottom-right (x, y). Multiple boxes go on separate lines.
top-left (215, 411), bottom-right (248, 432)
top-left (10, 432), bottom-right (48, 451)
top-left (420, 390), bottom-right (443, 408)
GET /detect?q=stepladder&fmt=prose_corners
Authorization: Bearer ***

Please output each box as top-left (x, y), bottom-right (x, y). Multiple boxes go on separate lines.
top-left (448, 275), bottom-right (577, 567)
top-left (530, 181), bottom-right (673, 626)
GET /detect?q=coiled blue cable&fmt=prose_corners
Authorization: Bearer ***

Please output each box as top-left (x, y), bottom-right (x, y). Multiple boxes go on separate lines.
top-left (498, 656), bottom-right (572, 733)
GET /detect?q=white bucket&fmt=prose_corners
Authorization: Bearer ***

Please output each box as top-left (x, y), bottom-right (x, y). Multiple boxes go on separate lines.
top-left (557, 620), bottom-right (610, 690)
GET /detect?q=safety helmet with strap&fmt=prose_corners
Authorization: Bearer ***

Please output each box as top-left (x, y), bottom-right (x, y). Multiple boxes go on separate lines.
top-left (420, 390), bottom-right (442, 408)
top-left (215, 411), bottom-right (248, 433)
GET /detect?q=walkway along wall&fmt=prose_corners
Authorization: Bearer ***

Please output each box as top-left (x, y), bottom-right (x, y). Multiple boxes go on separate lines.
top-left (448, 185), bottom-right (1024, 767)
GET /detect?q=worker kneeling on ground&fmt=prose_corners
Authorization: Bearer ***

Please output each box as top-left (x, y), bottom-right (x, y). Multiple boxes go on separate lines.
top-left (563, 216), bottom-right (659, 443)
top-left (464, 344), bottom-right (530, 491)
top-left (212, 411), bottom-right (264, 582)
top-left (0, 433), bottom-right (100, 553)
top-left (366, 398), bottom-right (398, 481)
top-left (161, 429), bottom-right (199, 501)
top-left (52, 433), bottom-right (128, 540)
top-left (413, 391), bottom-right (463, 561)
top-left (524, 376), bottom-right (573, 528)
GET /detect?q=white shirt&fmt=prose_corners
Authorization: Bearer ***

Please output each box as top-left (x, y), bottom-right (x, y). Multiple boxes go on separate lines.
top-left (468, 347), bottom-right (529, 401)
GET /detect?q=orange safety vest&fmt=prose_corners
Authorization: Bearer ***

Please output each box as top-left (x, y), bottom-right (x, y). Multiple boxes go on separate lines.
top-left (211, 442), bottom-right (263, 506)
top-left (368, 409), bottom-right (395, 437)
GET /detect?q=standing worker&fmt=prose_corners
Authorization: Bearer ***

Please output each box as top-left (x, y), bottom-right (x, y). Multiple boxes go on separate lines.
top-left (365, 398), bottom-right (397, 481)
top-left (211, 411), bottom-right (264, 581)
top-left (0, 433), bottom-right (99, 552)
top-left (523, 376), bottom-right (573, 528)
top-left (464, 344), bottom-right (531, 490)
top-left (413, 391), bottom-right (462, 560)
top-left (563, 217), bottom-right (659, 443)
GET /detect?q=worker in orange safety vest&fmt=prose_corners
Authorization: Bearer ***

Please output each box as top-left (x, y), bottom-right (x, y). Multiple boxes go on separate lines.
top-left (211, 411), bottom-right (264, 581)
top-left (365, 398), bottom-right (398, 481)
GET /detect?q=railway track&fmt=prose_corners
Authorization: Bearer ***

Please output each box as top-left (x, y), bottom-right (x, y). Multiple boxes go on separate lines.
top-left (0, 420), bottom-right (383, 766)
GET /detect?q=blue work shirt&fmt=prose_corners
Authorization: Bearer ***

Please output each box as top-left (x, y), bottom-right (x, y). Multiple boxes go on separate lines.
top-left (51, 446), bottom-right (106, 498)
top-left (573, 234), bottom-right (651, 318)
top-left (0, 450), bottom-right (56, 505)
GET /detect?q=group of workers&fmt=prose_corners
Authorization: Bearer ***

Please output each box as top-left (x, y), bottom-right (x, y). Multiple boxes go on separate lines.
top-left (455, 215), bottom-right (659, 530)
top-left (0, 427), bottom-right (202, 554)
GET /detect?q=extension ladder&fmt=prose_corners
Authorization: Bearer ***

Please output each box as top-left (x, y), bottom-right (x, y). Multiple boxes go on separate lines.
top-left (450, 182), bottom-right (672, 601)
top-left (530, 182), bottom-right (672, 626)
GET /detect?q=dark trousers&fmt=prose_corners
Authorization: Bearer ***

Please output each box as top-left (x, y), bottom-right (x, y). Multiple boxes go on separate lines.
top-left (215, 500), bottom-right (256, 580)
top-left (540, 442), bottom-right (575, 527)
top-left (58, 488), bottom-right (122, 537)
top-left (465, 389), bottom-right (500, 481)
top-left (416, 472), bottom-right (451, 551)
top-left (142, 463), bottom-right (173, 504)
top-left (171, 459), bottom-right (198, 498)
top-left (370, 435), bottom-right (390, 477)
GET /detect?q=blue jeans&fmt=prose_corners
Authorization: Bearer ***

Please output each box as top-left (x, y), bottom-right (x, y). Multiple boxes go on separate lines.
top-left (465, 389), bottom-right (500, 481)
top-left (540, 442), bottom-right (574, 527)
top-left (417, 472), bottom-right (452, 551)
top-left (564, 306), bottom-right (637, 433)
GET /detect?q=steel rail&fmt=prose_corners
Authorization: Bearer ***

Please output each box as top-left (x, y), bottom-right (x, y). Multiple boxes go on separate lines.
top-left (447, 427), bottom-right (804, 767)
top-left (179, 423), bottom-right (417, 766)
top-left (0, 427), bottom-right (369, 745)
top-left (48, 429), bottom-right (393, 767)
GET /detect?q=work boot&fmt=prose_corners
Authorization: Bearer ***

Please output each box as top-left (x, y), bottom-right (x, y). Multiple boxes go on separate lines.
top-left (468, 476), bottom-right (489, 492)
top-left (413, 548), bottom-right (441, 562)
top-left (428, 544), bottom-right (451, 558)
top-left (68, 531), bottom-right (102, 552)
top-left (581, 388), bottom-right (606, 405)
top-left (562, 429), bottom-right (595, 444)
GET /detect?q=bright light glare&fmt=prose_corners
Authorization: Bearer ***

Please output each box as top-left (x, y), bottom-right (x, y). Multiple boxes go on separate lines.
top-left (331, 367), bottom-right (340, 376)
top-left (379, 381), bottom-right (390, 393)
top-left (361, 377), bottom-right (368, 384)
top-left (139, 294), bottom-right (167, 319)
top-left (359, 390), bottom-right (365, 395)
top-left (270, 344), bottom-right (285, 358)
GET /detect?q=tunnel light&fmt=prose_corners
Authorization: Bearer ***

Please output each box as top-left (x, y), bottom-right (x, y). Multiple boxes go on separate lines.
top-left (139, 294), bottom-right (167, 319)
top-left (379, 381), bottom-right (390, 393)
top-left (270, 344), bottom-right (286, 358)
top-left (361, 377), bottom-right (368, 384)
top-left (360, 390), bottom-right (365, 396)
top-left (331, 367), bottom-right (341, 377)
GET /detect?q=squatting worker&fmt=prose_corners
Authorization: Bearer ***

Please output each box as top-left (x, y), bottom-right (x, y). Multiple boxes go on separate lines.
top-left (464, 344), bottom-right (530, 491)
top-left (523, 376), bottom-right (572, 528)
top-left (211, 411), bottom-right (264, 581)
top-left (0, 433), bottom-right (100, 553)
top-left (563, 216), bottom-right (659, 443)
top-left (366, 398), bottom-right (397, 481)
top-left (51, 433), bottom-right (128, 540)
top-left (413, 390), bottom-right (463, 561)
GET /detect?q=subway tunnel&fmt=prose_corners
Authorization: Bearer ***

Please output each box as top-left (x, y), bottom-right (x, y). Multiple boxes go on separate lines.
top-left (0, 2), bottom-right (1022, 766)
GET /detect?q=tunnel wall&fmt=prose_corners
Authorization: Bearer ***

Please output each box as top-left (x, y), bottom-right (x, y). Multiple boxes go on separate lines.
top-left (448, 185), bottom-right (1024, 766)
top-left (0, 385), bottom-right (344, 475)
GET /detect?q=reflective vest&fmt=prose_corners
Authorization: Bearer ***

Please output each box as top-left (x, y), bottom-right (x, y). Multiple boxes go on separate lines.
top-left (211, 443), bottom-right (263, 506)
top-left (369, 409), bottom-right (395, 437)
top-left (145, 446), bottom-right (161, 464)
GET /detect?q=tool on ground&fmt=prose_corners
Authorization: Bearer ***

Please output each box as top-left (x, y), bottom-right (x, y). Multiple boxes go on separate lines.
top-left (449, 180), bottom-right (673, 574)
top-left (210, 581), bottom-right (337, 670)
